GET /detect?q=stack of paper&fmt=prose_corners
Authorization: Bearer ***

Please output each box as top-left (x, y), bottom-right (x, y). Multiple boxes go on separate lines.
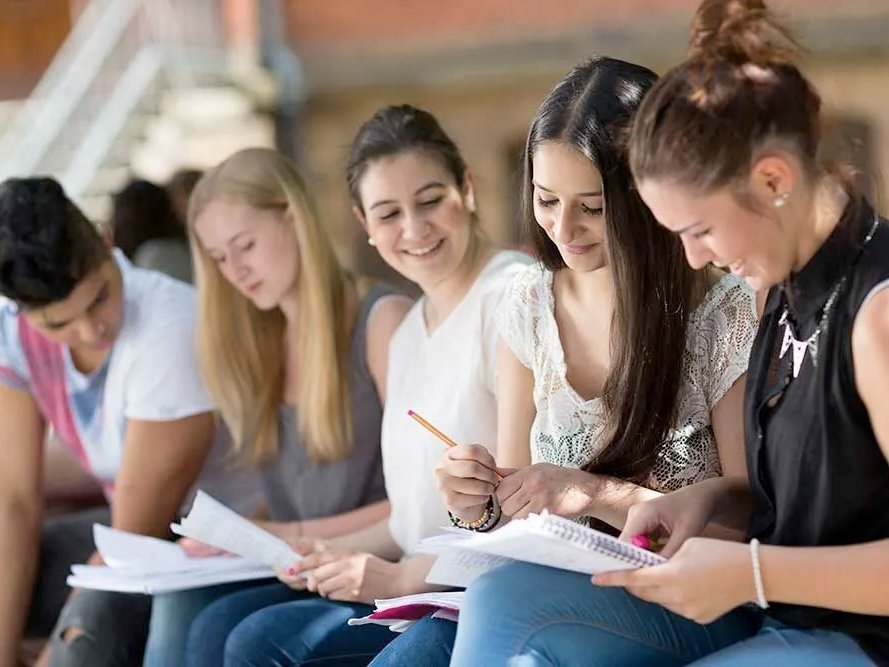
top-left (172, 490), bottom-right (298, 571)
top-left (347, 591), bottom-right (464, 633)
top-left (67, 524), bottom-right (275, 595)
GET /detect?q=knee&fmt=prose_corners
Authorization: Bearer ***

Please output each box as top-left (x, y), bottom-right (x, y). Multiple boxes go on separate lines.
top-left (49, 621), bottom-right (105, 667)
top-left (223, 613), bottom-right (278, 666)
top-left (463, 562), bottom-right (537, 619)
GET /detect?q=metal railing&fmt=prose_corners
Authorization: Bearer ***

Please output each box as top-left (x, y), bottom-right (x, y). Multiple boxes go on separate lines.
top-left (0, 0), bottom-right (228, 205)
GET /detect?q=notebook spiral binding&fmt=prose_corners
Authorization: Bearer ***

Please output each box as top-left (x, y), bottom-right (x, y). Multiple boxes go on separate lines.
top-left (536, 513), bottom-right (662, 567)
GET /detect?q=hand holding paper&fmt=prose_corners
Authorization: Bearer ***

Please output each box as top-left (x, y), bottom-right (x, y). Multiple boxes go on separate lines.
top-left (172, 490), bottom-right (298, 570)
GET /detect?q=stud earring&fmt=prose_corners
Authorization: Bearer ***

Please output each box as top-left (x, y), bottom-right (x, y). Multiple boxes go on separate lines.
top-left (367, 237), bottom-right (376, 247)
top-left (773, 192), bottom-right (790, 208)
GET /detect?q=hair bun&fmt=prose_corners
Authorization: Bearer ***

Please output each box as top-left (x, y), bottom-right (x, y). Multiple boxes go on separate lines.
top-left (688, 0), bottom-right (801, 67)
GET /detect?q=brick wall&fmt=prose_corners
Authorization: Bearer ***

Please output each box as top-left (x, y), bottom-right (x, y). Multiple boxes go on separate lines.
top-left (283, 0), bottom-right (875, 47)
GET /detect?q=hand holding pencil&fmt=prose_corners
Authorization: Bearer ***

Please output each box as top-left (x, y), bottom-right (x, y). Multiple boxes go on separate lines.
top-left (408, 410), bottom-right (506, 525)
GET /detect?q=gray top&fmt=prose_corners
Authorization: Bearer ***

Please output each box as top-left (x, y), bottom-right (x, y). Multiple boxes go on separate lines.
top-left (260, 285), bottom-right (393, 521)
top-left (133, 238), bottom-right (193, 284)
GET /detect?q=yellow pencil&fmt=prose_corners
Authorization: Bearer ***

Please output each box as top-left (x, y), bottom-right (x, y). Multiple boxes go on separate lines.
top-left (407, 409), bottom-right (503, 481)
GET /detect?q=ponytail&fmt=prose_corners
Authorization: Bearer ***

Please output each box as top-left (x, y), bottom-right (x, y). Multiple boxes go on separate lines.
top-left (629, 0), bottom-right (822, 193)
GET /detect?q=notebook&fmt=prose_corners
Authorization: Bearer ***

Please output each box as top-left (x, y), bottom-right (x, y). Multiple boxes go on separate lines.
top-left (426, 511), bottom-right (664, 588)
top-left (347, 591), bottom-right (464, 633)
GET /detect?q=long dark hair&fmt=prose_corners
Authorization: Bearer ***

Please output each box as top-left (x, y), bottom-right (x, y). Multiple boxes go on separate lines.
top-left (523, 56), bottom-right (707, 483)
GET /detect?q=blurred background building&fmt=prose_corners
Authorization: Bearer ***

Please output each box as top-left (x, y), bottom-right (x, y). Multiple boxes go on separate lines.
top-left (0, 0), bottom-right (887, 281)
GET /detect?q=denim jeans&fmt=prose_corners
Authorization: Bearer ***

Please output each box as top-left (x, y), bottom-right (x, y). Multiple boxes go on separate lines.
top-left (449, 562), bottom-right (875, 667)
top-left (183, 581), bottom-right (397, 666)
top-left (143, 579), bottom-right (275, 667)
top-left (368, 616), bottom-right (456, 666)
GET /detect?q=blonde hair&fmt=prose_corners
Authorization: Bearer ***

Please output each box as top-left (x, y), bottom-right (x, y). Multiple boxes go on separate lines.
top-left (189, 148), bottom-right (353, 465)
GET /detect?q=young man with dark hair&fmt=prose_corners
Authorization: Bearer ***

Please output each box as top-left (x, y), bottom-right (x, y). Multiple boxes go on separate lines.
top-left (0, 177), bottom-right (225, 666)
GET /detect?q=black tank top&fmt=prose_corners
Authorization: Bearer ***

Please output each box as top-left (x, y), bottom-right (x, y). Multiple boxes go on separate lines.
top-left (745, 197), bottom-right (889, 664)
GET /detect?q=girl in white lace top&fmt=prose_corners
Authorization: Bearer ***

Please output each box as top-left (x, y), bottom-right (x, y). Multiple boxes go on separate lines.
top-left (437, 57), bottom-right (759, 533)
top-left (496, 263), bottom-right (757, 491)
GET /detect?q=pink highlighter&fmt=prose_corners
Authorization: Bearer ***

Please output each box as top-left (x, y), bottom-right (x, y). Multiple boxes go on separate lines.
top-left (630, 534), bottom-right (663, 551)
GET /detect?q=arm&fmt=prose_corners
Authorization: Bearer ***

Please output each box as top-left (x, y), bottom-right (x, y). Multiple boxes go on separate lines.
top-left (112, 413), bottom-right (215, 537)
top-left (495, 337), bottom-right (535, 468)
top-left (328, 516), bottom-right (403, 562)
top-left (364, 295), bottom-right (413, 403)
top-left (295, 552), bottom-right (443, 604)
top-left (0, 386), bottom-right (45, 666)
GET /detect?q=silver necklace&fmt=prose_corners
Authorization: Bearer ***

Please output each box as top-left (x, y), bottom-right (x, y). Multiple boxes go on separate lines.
top-left (778, 280), bottom-right (843, 378)
top-left (778, 214), bottom-right (879, 379)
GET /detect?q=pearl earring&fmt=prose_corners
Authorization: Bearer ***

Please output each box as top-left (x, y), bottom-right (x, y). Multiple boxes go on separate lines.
top-left (773, 192), bottom-right (790, 208)
top-left (367, 237), bottom-right (376, 247)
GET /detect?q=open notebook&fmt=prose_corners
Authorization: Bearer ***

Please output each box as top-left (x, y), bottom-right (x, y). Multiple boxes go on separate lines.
top-left (427, 511), bottom-right (665, 588)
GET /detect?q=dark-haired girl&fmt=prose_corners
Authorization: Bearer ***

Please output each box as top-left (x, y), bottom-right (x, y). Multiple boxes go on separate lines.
top-left (450, 1), bottom-right (889, 665)
top-left (370, 55), bottom-right (759, 666)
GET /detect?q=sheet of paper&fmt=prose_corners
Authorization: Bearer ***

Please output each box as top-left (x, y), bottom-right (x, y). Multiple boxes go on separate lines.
top-left (68, 562), bottom-right (275, 595)
top-left (425, 548), bottom-right (515, 588)
top-left (173, 491), bottom-right (297, 570)
top-left (374, 590), bottom-right (464, 611)
top-left (93, 524), bottom-right (262, 575)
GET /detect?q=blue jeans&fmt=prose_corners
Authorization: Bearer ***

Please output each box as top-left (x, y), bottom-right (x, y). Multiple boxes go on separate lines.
top-left (368, 616), bottom-right (456, 666)
top-left (143, 579), bottom-right (275, 667)
top-left (449, 562), bottom-right (875, 666)
top-left (184, 582), bottom-right (397, 666)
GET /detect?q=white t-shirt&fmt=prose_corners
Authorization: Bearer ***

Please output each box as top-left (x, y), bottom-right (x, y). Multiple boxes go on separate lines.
top-left (382, 250), bottom-right (532, 554)
top-left (495, 264), bottom-right (759, 491)
top-left (0, 250), bottom-right (231, 500)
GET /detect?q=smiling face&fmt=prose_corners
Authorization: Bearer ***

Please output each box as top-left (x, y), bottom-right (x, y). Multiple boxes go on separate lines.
top-left (637, 177), bottom-right (796, 291)
top-left (193, 198), bottom-right (300, 310)
top-left (356, 150), bottom-right (476, 291)
top-left (22, 258), bottom-right (122, 352)
top-left (531, 141), bottom-right (608, 273)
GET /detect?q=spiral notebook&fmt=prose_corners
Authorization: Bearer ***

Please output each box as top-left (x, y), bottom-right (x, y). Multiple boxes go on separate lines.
top-left (426, 511), bottom-right (664, 588)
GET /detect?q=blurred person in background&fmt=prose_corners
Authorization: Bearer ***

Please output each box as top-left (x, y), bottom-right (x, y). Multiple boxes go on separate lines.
top-left (166, 168), bottom-right (203, 226)
top-left (110, 178), bottom-right (193, 283)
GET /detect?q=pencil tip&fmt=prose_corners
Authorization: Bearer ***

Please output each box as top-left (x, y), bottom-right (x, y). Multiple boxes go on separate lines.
top-left (407, 409), bottom-right (414, 416)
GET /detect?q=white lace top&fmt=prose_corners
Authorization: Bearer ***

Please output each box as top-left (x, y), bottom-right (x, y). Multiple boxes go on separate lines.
top-left (494, 264), bottom-right (758, 492)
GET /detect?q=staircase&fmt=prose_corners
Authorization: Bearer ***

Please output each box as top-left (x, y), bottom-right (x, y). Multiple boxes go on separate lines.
top-left (0, 0), bottom-right (276, 224)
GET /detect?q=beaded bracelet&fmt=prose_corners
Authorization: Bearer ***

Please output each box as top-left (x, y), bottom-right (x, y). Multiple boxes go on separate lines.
top-left (448, 496), bottom-right (501, 533)
top-left (749, 538), bottom-right (769, 609)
